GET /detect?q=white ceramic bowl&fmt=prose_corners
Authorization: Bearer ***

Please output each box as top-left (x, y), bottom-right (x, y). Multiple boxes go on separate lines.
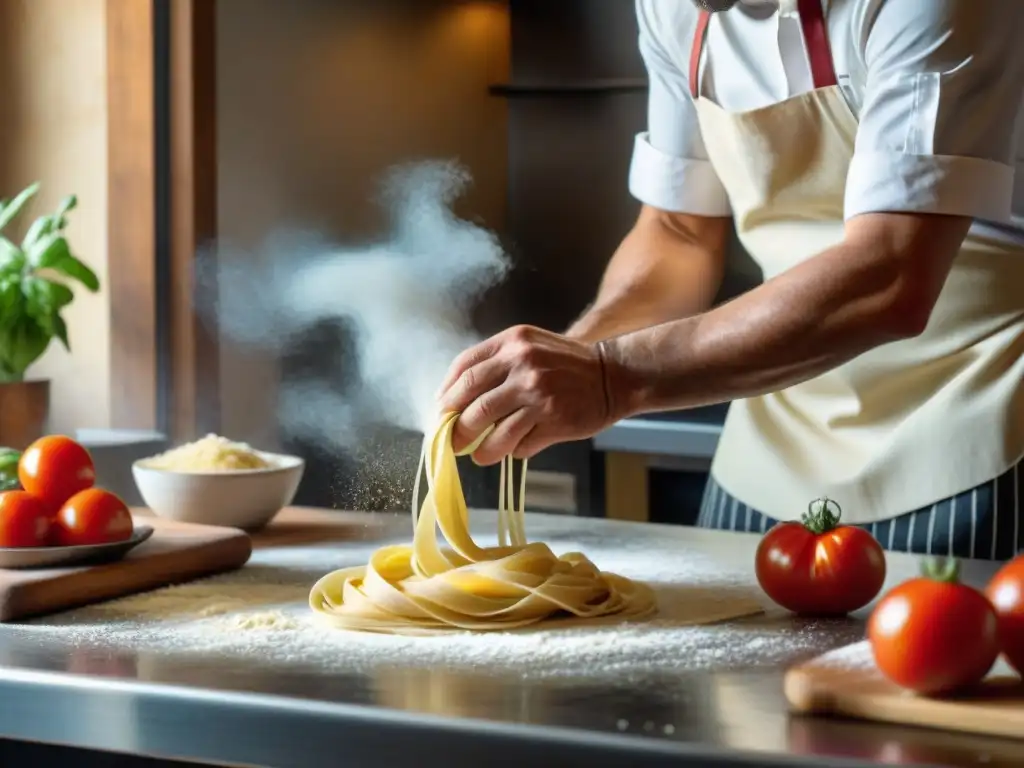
top-left (131, 452), bottom-right (305, 531)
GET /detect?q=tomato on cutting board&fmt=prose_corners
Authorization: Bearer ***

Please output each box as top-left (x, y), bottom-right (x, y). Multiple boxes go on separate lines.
top-left (0, 491), bottom-right (52, 548)
top-left (52, 488), bottom-right (133, 547)
top-left (985, 554), bottom-right (1024, 677)
top-left (18, 435), bottom-right (95, 510)
top-left (754, 497), bottom-right (886, 616)
top-left (868, 559), bottom-right (1000, 695)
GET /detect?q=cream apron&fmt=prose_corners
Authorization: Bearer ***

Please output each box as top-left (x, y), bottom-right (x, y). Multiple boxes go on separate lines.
top-left (688, 0), bottom-right (1024, 559)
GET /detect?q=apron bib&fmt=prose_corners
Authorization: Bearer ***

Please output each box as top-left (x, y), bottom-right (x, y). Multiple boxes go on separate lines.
top-left (688, 0), bottom-right (1024, 528)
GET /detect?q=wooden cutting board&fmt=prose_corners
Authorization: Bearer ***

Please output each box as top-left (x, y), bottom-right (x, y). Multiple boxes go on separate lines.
top-left (250, 505), bottom-right (402, 549)
top-left (0, 514), bottom-right (252, 622)
top-left (785, 640), bottom-right (1024, 740)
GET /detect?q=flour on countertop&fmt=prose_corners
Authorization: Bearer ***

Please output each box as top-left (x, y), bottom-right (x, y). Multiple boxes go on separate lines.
top-left (87, 582), bottom-right (303, 621)
top-left (811, 639), bottom-right (1019, 679)
top-left (10, 525), bottom-right (865, 681)
top-left (811, 640), bottom-right (876, 670)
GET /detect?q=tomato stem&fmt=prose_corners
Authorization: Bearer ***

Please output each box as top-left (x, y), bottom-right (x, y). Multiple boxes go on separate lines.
top-left (921, 557), bottom-right (961, 584)
top-left (801, 496), bottom-right (842, 534)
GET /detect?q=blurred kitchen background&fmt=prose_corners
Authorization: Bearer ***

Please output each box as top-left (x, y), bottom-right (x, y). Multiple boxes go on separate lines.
top-left (0, 0), bottom-right (761, 525)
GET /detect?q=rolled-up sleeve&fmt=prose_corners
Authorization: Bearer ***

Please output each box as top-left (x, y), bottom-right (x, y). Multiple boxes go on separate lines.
top-left (629, 0), bottom-right (732, 216)
top-left (846, 0), bottom-right (1024, 222)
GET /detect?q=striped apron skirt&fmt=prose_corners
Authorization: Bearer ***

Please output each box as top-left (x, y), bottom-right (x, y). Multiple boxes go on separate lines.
top-left (696, 462), bottom-right (1024, 561)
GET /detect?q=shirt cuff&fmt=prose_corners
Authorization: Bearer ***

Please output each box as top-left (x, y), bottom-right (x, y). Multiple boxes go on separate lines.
top-left (845, 151), bottom-right (1016, 222)
top-left (628, 133), bottom-right (732, 216)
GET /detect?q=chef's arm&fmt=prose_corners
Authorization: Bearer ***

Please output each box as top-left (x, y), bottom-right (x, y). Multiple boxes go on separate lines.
top-left (573, 0), bottom-right (736, 344)
top-left (566, 205), bottom-right (731, 343)
top-left (602, 212), bottom-right (971, 417)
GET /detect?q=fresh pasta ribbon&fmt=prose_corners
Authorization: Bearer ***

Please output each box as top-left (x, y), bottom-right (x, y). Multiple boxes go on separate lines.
top-left (308, 412), bottom-right (656, 635)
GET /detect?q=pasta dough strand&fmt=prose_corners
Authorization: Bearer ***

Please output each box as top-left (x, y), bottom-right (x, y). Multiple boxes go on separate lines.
top-left (309, 413), bottom-right (656, 635)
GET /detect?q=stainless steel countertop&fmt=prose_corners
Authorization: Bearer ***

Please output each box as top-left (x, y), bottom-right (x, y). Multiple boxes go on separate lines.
top-left (0, 512), bottom-right (1020, 768)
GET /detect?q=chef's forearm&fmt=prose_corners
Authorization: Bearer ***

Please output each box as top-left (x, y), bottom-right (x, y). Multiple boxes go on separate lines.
top-left (566, 206), bottom-right (730, 343)
top-left (601, 213), bottom-right (971, 418)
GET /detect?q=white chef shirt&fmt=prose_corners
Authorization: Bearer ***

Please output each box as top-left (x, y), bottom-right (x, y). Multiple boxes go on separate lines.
top-left (629, 0), bottom-right (1024, 243)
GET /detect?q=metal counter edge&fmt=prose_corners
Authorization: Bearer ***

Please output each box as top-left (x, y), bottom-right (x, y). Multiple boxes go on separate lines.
top-left (0, 665), bottom-right (884, 768)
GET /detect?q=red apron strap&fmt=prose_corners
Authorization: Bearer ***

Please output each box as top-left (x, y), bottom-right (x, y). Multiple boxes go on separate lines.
top-left (688, 2), bottom-right (837, 100)
top-left (689, 11), bottom-right (711, 100)
top-left (797, 0), bottom-right (838, 88)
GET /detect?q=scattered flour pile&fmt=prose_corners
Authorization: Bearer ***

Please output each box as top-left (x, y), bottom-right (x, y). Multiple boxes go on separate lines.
top-left (11, 516), bottom-right (862, 682)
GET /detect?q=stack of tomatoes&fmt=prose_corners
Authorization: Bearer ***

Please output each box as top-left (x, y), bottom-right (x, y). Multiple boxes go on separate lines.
top-left (752, 496), bottom-right (1023, 696)
top-left (0, 435), bottom-right (133, 549)
top-left (868, 555), bottom-right (1024, 695)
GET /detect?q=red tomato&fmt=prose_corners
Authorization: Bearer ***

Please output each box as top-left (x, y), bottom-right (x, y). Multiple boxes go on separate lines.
top-left (985, 554), bottom-right (1024, 677)
top-left (0, 491), bottom-right (52, 548)
top-left (868, 559), bottom-right (999, 695)
top-left (754, 497), bottom-right (886, 616)
top-left (18, 435), bottom-right (95, 510)
top-left (52, 489), bottom-right (133, 547)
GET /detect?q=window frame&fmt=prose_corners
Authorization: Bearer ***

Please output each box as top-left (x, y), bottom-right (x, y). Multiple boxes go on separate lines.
top-left (107, 0), bottom-right (219, 440)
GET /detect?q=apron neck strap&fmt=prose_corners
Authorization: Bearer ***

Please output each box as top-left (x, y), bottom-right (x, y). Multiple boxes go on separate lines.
top-left (689, 0), bottom-right (838, 100)
top-left (688, 12), bottom-right (712, 100)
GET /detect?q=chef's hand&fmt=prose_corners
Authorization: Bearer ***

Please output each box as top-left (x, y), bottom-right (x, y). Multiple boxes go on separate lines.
top-left (437, 325), bottom-right (615, 465)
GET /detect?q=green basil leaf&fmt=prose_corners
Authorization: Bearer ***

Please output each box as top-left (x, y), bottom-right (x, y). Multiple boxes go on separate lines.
top-left (23, 277), bottom-right (49, 320)
top-left (0, 475), bottom-right (20, 492)
top-left (21, 215), bottom-right (56, 251)
top-left (55, 194), bottom-right (77, 219)
top-left (55, 253), bottom-right (98, 292)
top-left (0, 315), bottom-right (17, 375)
top-left (0, 317), bottom-right (50, 380)
top-left (43, 279), bottom-right (73, 310)
top-left (20, 196), bottom-right (75, 251)
top-left (0, 279), bottom-right (21, 326)
top-left (0, 182), bottom-right (40, 233)
top-left (5, 317), bottom-right (51, 378)
top-left (26, 232), bottom-right (65, 268)
top-left (30, 236), bottom-right (99, 292)
top-left (22, 276), bottom-right (73, 316)
top-left (52, 313), bottom-right (69, 351)
top-left (0, 237), bottom-right (25, 275)
top-left (0, 356), bottom-right (17, 383)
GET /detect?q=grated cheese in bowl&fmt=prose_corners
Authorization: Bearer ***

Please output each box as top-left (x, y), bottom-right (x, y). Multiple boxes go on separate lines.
top-left (132, 435), bottom-right (304, 530)
top-left (139, 434), bottom-right (272, 472)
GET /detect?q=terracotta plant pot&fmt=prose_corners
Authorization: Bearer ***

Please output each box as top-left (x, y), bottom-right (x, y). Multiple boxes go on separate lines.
top-left (0, 380), bottom-right (49, 449)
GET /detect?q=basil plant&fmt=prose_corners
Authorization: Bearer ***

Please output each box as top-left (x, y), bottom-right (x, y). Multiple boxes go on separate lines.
top-left (0, 182), bottom-right (100, 382)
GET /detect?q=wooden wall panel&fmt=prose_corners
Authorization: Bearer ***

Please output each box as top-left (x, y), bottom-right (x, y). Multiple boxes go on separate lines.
top-left (107, 0), bottom-right (158, 429)
top-left (169, 0), bottom-right (220, 441)
top-left (107, 0), bottom-right (219, 439)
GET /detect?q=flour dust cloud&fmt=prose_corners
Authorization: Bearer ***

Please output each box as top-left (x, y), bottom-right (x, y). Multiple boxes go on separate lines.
top-left (202, 161), bottom-right (511, 506)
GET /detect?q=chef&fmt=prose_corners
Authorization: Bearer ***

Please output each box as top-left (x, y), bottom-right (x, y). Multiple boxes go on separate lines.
top-left (438, 0), bottom-right (1024, 560)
